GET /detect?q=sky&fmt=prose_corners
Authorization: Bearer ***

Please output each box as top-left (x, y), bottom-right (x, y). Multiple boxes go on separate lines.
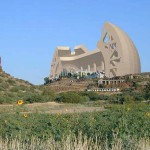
top-left (0, 0), bottom-right (150, 85)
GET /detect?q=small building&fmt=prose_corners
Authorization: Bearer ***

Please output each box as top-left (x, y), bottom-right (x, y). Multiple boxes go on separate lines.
top-left (98, 79), bottom-right (125, 86)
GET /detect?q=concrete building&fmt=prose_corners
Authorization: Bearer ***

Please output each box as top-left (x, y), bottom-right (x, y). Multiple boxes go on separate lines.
top-left (98, 79), bottom-right (125, 86)
top-left (50, 22), bottom-right (141, 79)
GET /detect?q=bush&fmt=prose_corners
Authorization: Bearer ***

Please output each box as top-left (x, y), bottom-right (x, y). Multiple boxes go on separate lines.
top-left (118, 94), bottom-right (135, 104)
top-left (41, 88), bottom-right (55, 101)
top-left (44, 77), bottom-right (52, 85)
top-left (10, 86), bottom-right (21, 92)
top-left (55, 92), bottom-right (87, 103)
top-left (24, 94), bottom-right (43, 103)
top-left (6, 79), bottom-right (16, 85)
top-left (79, 91), bottom-right (100, 101)
top-left (144, 81), bottom-right (150, 100)
top-left (0, 82), bottom-right (9, 89)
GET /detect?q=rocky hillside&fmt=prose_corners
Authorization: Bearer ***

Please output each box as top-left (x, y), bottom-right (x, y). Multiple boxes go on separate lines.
top-left (48, 78), bottom-right (94, 93)
top-left (0, 72), bottom-right (43, 103)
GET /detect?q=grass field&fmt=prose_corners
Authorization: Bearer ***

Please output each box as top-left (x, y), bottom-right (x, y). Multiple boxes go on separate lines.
top-left (0, 102), bottom-right (150, 150)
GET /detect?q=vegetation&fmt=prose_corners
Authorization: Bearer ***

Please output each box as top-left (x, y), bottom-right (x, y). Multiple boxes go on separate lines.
top-left (144, 81), bottom-right (150, 100)
top-left (0, 103), bottom-right (150, 149)
top-left (0, 134), bottom-right (149, 150)
top-left (0, 73), bottom-right (55, 104)
top-left (55, 91), bottom-right (88, 103)
top-left (0, 72), bottom-right (150, 149)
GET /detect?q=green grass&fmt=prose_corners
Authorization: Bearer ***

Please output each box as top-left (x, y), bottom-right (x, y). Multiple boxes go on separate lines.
top-left (0, 103), bottom-right (150, 149)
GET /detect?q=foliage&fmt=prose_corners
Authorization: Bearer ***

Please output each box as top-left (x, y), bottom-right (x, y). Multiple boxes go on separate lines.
top-left (121, 88), bottom-right (146, 102)
top-left (23, 88), bottom-right (55, 103)
top-left (79, 91), bottom-right (109, 101)
top-left (0, 103), bottom-right (150, 148)
top-left (144, 81), bottom-right (150, 100)
top-left (44, 77), bottom-right (52, 85)
top-left (24, 93), bottom-right (43, 103)
top-left (0, 72), bottom-right (56, 104)
top-left (41, 88), bottom-right (55, 101)
top-left (118, 94), bottom-right (135, 104)
top-left (55, 92), bottom-right (87, 103)
top-left (86, 91), bottom-right (100, 101)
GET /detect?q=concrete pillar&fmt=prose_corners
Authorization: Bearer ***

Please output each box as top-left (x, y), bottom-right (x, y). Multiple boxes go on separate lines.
top-left (81, 66), bottom-right (83, 77)
top-left (85, 69), bottom-right (87, 75)
top-left (93, 63), bottom-right (96, 72)
top-left (88, 65), bottom-right (90, 73)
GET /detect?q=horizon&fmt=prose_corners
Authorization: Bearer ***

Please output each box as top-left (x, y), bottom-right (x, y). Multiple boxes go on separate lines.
top-left (0, 0), bottom-right (150, 85)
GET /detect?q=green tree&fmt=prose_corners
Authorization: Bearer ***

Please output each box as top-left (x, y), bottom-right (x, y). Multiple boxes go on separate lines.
top-left (144, 81), bottom-right (150, 100)
top-left (44, 77), bottom-right (50, 85)
top-left (119, 94), bottom-right (135, 104)
top-left (55, 92), bottom-right (87, 103)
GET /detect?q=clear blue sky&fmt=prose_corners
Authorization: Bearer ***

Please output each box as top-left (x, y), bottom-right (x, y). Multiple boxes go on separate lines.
top-left (0, 0), bottom-right (150, 85)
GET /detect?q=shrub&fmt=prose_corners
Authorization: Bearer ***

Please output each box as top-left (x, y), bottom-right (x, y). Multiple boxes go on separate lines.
top-left (55, 92), bottom-right (86, 103)
top-left (44, 77), bottom-right (52, 85)
top-left (144, 81), bottom-right (150, 100)
top-left (118, 94), bottom-right (135, 104)
top-left (24, 94), bottom-right (43, 103)
top-left (0, 82), bottom-right (9, 89)
top-left (80, 91), bottom-right (100, 101)
top-left (0, 86), bottom-right (4, 91)
top-left (6, 79), bottom-right (16, 85)
top-left (10, 86), bottom-right (21, 92)
top-left (42, 88), bottom-right (55, 101)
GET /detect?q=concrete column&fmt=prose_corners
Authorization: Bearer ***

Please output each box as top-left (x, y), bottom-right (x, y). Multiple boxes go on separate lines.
top-left (88, 65), bottom-right (90, 73)
top-left (81, 66), bottom-right (83, 76)
top-left (93, 63), bottom-right (97, 72)
top-left (85, 69), bottom-right (87, 75)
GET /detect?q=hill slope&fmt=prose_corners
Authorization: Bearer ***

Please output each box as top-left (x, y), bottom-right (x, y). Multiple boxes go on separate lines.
top-left (0, 72), bottom-right (44, 103)
top-left (48, 78), bottom-right (94, 93)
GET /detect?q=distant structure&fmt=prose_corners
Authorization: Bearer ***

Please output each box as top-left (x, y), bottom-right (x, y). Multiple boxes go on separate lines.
top-left (50, 22), bottom-right (141, 79)
top-left (0, 57), bottom-right (3, 73)
top-left (98, 79), bottom-right (125, 86)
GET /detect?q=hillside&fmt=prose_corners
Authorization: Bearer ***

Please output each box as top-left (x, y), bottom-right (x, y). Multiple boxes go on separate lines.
top-left (47, 78), bottom-right (94, 93)
top-left (0, 71), bottom-right (150, 104)
top-left (0, 72), bottom-right (43, 103)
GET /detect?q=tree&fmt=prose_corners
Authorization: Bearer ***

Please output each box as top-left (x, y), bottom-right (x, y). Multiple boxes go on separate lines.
top-left (44, 77), bottom-right (50, 85)
top-left (118, 94), bottom-right (135, 104)
top-left (67, 72), bottom-right (72, 78)
top-left (144, 81), bottom-right (150, 100)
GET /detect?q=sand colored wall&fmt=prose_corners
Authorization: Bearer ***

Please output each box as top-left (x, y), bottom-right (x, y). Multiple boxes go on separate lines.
top-left (50, 22), bottom-right (141, 79)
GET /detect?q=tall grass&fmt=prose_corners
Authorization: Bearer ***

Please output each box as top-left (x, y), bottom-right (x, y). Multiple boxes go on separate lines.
top-left (0, 134), bottom-right (149, 150)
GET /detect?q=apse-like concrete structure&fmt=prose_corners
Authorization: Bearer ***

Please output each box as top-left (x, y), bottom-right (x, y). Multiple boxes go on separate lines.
top-left (50, 22), bottom-right (141, 79)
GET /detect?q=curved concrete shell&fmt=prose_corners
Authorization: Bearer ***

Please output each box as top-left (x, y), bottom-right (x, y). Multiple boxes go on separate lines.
top-left (50, 22), bottom-right (141, 79)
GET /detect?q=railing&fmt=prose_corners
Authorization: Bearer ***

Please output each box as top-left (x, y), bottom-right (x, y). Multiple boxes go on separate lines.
top-left (87, 88), bottom-right (120, 92)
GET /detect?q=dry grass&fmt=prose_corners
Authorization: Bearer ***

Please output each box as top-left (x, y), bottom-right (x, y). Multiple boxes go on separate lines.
top-left (0, 134), bottom-right (149, 150)
top-left (0, 102), bottom-right (105, 114)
